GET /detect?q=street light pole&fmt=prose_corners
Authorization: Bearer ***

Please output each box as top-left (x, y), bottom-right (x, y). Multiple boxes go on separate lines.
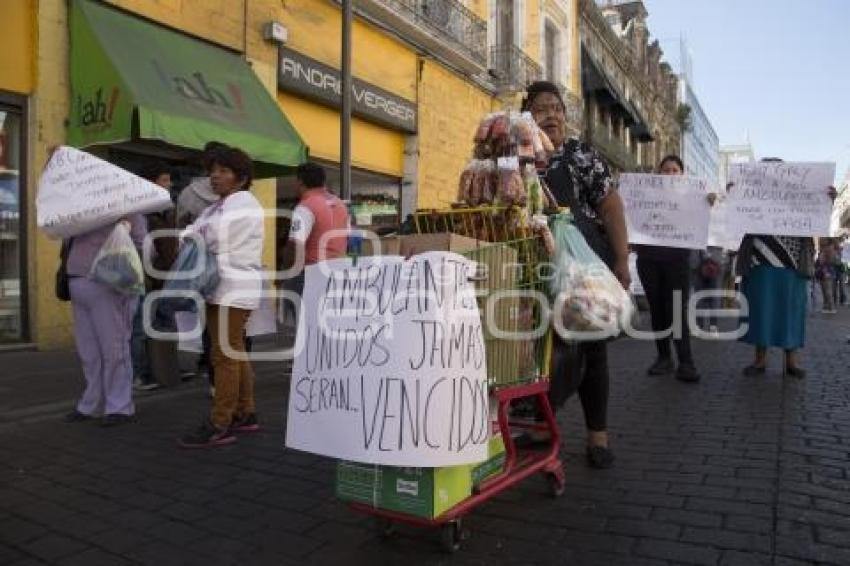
top-left (341, 0), bottom-right (352, 201)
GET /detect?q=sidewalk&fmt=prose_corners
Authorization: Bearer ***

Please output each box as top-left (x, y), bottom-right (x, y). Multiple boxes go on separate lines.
top-left (1, 311), bottom-right (849, 565)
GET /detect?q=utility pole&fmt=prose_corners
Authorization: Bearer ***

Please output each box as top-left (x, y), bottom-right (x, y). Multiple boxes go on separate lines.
top-left (341, 0), bottom-right (352, 201)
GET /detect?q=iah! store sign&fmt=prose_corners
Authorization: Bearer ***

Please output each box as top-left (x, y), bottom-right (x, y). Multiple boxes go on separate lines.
top-left (278, 47), bottom-right (417, 133)
top-left (75, 86), bottom-right (120, 129)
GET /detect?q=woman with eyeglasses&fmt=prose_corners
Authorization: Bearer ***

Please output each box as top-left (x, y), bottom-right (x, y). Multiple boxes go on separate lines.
top-left (523, 80), bottom-right (630, 469)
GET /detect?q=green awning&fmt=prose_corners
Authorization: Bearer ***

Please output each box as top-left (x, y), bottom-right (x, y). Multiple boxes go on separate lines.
top-left (68, 0), bottom-right (306, 177)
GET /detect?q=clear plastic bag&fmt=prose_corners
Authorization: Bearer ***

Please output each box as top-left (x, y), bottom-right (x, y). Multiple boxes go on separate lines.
top-left (548, 215), bottom-right (634, 340)
top-left (89, 222), bottom-right (145, 295)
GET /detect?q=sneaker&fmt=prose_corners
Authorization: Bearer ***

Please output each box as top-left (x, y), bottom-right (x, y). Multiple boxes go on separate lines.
top-left (231, 413), bottom-right (260, 433)
top-left (180, 370), bottom-right (197, 382)
top-left (134, 381), bottom-right (161, 392)
top-left (63, 410), bottom-right (93, 423)
top-left (100, 414), bottom-right (136, 427)
top-left (178, 420), bottom-right (236, 449)
top-left (676, 364), bottom-right (701, 383)
top-left (647, 358), bottom-right (675, 376)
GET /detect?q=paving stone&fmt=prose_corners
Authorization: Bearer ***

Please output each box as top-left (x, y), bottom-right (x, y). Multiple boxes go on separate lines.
top-left (22, 533), bottom-right (90, 562)
top-left (635, 538), bottom-right (721, 565)
top-left (680, 527), bottom-right (772, 553)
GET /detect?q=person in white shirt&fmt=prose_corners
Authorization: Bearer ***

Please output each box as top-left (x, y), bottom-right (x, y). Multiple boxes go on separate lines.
top-left (178, 147), bottom-right (265, 448)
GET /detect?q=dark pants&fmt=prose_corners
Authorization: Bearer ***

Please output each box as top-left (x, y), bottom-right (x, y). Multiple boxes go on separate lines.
top-left (548, 338), bottom-right (609, 431)
top-left (637, 257), bottom-right (693, 365)
top-left (697, 274), bottom-right (722, 329)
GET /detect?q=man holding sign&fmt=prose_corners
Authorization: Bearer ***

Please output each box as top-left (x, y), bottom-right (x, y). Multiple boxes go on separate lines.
top-left (732, 158), bottom-right (837, 378)
top-left (621, 155), bottom-right (715, 383)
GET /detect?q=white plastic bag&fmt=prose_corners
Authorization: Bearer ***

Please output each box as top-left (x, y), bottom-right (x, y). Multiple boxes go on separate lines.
top-left (89, 223), bottom-right (145, 295)
top-left (549, 215), bottom-right (634, 340)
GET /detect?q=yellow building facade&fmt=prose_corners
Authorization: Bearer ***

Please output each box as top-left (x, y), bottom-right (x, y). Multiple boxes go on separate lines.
top-left (5, 0), bottom-right (579, 350)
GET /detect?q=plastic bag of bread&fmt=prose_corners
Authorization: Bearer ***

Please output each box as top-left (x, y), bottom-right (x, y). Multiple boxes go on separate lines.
top-left (548, 214), bottom-right (634, 341)
top-left (89, 222), bottom-right (145, 295)
top-left (457, 162), bottom-right (476, 203)
top-left (496, 156), bottom-right (526, 206)
top-left (511, 116), bottom-right (535, 160)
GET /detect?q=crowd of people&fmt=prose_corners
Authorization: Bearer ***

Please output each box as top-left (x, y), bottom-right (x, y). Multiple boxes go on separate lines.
top-left (57, 79), bottom-right (844, 468)
top-left (58, 144), bottom-right (350, 449)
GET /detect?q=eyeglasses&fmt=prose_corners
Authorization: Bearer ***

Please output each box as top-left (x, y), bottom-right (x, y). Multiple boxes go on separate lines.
top-left (529, 102), bottom-right (565, 116)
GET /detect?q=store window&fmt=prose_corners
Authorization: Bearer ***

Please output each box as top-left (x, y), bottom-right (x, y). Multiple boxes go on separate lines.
top-left (0, 102), bottom-right (25, 342)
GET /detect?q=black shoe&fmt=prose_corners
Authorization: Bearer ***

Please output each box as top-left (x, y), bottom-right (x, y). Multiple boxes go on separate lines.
top-left (100, 414), bottom-right (136, 427)
top-left (647, 358), bottom-right (675, 376)
top-left (784, 366), bottom-right (806, 379)
top-left (63, 410), bottom-right (93, 423)
top-left (676, 364), bottom-right (701, 383)
top-left (742, 364), bottom-right (767, 377)
top-left (178, 420), bottom-right (236, 449)
top-left (586, 445), bottom-right (615, 469)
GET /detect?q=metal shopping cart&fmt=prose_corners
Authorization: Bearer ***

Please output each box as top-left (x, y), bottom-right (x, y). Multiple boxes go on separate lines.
top-left (345, 206), bottom-right (566, 552)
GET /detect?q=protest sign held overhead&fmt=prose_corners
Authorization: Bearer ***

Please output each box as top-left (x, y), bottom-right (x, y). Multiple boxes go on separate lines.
top-left (829, 185), bottom-right (850, 236)
top-left (726, 161), bottom-right (835, 238)
top-left (285, 252), bottom-right (490, 467)
top-left (619, 173), bottom-right (711, 249)
top-left (36, 146), bottom-right (173, 239)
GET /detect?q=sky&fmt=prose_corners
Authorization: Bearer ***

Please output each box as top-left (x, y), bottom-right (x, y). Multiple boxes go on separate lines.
top-left (643, 0), bottom-right (850, 185)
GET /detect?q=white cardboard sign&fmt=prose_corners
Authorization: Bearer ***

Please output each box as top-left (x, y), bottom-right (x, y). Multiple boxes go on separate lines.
top-left (620, 173), bottom-right (711, 249)
top-left (285, 252), bottom-right (490, 467)
top-left (830, 187), bottom-right (850, 237)
top-left (36, 146), bottom-right (173, 238)
top-left (726, 161), bottom-right (835, 238)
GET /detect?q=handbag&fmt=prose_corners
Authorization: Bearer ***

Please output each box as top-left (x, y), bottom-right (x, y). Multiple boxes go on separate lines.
top-left (55, 238), bottom-right (73, 302)
top-left (544, 160), bottom-right (615, 269)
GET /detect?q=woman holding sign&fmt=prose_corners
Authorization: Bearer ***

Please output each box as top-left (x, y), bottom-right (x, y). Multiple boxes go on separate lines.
top-left (178, 148), bottom-right (265, 448)
top-left (635, 155), bottom-right (705, 383)
top-left (734, 158), bottom-right (837, 378)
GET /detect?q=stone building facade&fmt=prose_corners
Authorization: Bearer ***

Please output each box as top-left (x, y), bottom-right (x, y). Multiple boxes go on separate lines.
top-left (578, 0), bottom-right (680, 172)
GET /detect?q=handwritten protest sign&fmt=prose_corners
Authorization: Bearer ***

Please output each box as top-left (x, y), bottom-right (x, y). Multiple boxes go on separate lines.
top-left (726, 162), bottom-right (835, 238)
top-left (37, 146), bottom-right (173, 238)
top-left (830, 187), bottom-right (850, 236)
top-left (285, 252), bottom-right (490, 467)
top-left (619, 173), bottom-right (711, 249)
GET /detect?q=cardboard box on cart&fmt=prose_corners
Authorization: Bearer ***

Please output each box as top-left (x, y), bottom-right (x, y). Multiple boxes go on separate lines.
top-left (335, 433), bottom-right (506, 519)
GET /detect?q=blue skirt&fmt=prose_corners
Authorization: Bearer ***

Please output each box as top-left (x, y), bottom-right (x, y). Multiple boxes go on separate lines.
top-left (740, 265), bottom-right (807, 349)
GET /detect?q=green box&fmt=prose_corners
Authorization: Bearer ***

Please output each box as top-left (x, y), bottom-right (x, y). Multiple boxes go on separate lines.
top-left (336, 436), bottom-right (506, 519)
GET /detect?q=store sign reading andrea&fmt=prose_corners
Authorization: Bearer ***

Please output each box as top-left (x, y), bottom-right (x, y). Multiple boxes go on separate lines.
top-left (285, 252), bottom-right (489, 467)
top-left (278, 48), bottom-right (417, 133)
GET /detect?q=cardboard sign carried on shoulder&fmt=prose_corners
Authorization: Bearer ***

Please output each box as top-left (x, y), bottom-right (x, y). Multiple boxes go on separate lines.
top-left (37, 146), bottom-right (173, 239)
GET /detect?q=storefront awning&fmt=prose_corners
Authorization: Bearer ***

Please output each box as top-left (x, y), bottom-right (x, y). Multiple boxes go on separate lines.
top-left (68, 0), bottom-right (307, 177)
top-left (581, 48), bottom-right (654, 142)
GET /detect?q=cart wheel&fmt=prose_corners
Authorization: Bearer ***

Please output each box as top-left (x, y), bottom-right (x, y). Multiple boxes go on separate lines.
top-left (547, 473), bottom-right (565, 498)
top-left (440, 520), bottom-right (463, 553)
top-left (375, 517), bottom-right (395, 539)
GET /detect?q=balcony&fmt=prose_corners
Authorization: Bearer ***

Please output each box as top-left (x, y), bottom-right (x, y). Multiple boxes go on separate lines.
top-left (353, 0), bottom-right (488, 74)
top-left (488, 44), bottom-right (543, 92)
top-left (588, 121), bottom-right (636, 172)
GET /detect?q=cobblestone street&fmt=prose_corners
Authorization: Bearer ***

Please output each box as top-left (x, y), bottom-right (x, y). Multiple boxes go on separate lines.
top-left (1, 309), bottom-right (849, 565)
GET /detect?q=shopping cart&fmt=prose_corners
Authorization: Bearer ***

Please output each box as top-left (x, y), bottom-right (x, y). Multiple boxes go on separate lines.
top-left (346, 206), bottom-right (566, 552)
